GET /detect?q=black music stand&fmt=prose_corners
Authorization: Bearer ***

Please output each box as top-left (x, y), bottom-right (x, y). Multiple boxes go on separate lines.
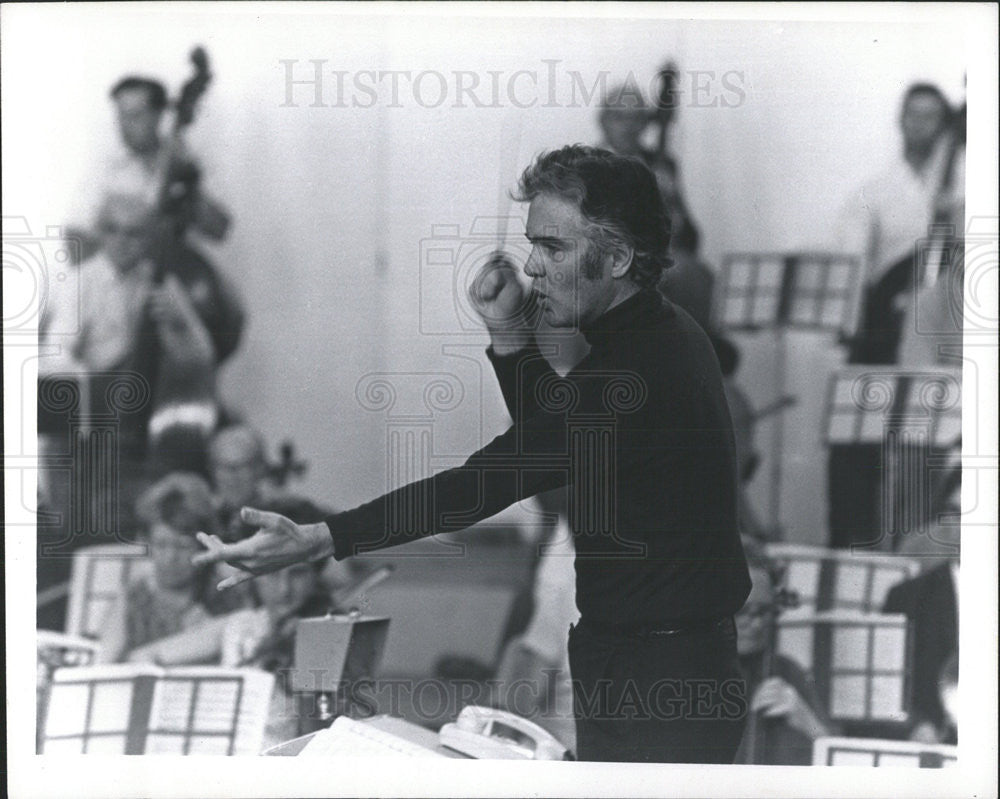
top-left (716, 252), bottom-right (860, 529)
top-left (822, 368), bottom-right (962, 551)
top-left (291, 614), bottom-right (390, 734)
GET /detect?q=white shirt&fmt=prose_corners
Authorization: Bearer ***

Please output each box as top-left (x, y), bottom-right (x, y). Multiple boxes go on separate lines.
top-left (39, 251), bottom-right (154, 374)
top-left (837, 141), bottom-right (964, 285)
top-left (69, 144), bottom-right (194, 232)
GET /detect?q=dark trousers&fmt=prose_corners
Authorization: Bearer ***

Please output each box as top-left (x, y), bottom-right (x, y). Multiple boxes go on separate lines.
top-left (567, 617), bottom-right (747, 763)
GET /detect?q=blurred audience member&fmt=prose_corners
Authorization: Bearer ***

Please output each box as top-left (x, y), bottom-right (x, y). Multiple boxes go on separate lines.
top-left (735, 538), bottom-right (835, 764)
top-left (99, 473), bottom-right (219, 663)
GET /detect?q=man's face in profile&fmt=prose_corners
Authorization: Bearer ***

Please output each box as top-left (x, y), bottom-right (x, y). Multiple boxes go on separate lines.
top-left (523, 193), bottom-right (618, 330)
top-left (901, 93), bottom-right (948, 151)
top-left (115, 87), bottom-right (162, 155)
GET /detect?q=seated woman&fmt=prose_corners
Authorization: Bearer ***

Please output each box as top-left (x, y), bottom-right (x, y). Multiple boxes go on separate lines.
top-left (99, 472), bottom-right (221, 663)
top-left (734, 537), bottom-right (838, 765)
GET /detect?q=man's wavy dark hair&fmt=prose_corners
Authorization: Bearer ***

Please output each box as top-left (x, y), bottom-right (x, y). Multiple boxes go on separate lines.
top-left (513, 145), bottom-right (673, 289)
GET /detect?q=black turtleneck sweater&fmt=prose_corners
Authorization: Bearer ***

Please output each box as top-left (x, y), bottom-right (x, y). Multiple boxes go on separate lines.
top-left (326, 289), bottom-right (750, 630)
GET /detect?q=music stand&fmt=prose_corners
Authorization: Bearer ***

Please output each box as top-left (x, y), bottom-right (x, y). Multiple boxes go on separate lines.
top-left (716, 252), bottom-right (859, 529)
top-left (39, 664), bottom-right (274, 755)
top-left (291, 614), bottom-right (390, 732)
top-left (776, 611), bottom-right (912, 729)
top-left (822, 368), bottom-right (962, 550)
top-left (813, 736), bottom-right (958, 768)
top-left (765, 543), bottom-right (921, 614)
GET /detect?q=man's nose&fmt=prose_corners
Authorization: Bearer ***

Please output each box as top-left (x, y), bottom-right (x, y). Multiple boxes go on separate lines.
top-left (523, 248), bottom-right (544, 279)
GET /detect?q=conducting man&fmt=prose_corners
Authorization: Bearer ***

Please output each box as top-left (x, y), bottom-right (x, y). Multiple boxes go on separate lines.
top-left (195, 145), bottom-right (751, 763)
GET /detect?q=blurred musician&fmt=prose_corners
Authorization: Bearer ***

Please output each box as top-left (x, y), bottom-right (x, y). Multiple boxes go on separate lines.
top-left (40, 193), bottom-right (217, 480)
top-left (493, 489), bottom-right (579, 755)
top-left (53, 63), bottom-right (244, 480)
top-left (209, 425), bottom-right (274, 542)
top-left (66, 75), bottom-right (231, 263)
top-left (882, 553), bottom-right (959, 742)
top-left (735, 538), bottom-right (836, 764)
top-left (830, 83), bottom-right (964, 548)
top-left (598, 77), bottom-right (708, 326)
top-left (838, 82), bottom-right (965, 366)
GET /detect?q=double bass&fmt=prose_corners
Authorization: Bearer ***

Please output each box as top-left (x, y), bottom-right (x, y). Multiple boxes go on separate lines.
top-left (646, 61), bottom-right (696, 237)
top-left (131, 48), bottom-right (243, 471)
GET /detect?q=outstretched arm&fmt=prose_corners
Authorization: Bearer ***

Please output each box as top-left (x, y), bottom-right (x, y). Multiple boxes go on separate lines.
top-left (194, 404), bottom-right (570, 589)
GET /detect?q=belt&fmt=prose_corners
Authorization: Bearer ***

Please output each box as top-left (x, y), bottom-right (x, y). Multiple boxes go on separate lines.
top-left (575, 615), bottom-right (734, 641)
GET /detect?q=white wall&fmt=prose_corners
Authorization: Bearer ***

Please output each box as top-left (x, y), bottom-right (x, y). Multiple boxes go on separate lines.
top-left (4, 6), bottom-right (969, 539)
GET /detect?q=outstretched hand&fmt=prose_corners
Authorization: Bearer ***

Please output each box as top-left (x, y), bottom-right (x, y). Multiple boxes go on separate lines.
top-left (193, 507), bottom-right (334, 590)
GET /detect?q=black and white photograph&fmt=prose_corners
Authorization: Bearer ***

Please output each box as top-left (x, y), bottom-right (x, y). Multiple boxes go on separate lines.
top-left (3, 3), bottom-right (997, 797)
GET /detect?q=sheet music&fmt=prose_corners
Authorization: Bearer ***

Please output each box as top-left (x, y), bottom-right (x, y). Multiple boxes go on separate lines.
top-left (814, 736), bottom-right (958, 767)
top-left (768, 544), bottom-right (921, 613)
top-left (146, 667), bottom-right (275, 755)
top-left (41, 664), bottom-right (160, 753)
top-left (777, 611), bottom-right (910, 722)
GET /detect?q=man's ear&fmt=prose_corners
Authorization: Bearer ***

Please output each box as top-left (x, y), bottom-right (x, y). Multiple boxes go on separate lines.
top-left (609, 242), bottom-right (635, 279)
